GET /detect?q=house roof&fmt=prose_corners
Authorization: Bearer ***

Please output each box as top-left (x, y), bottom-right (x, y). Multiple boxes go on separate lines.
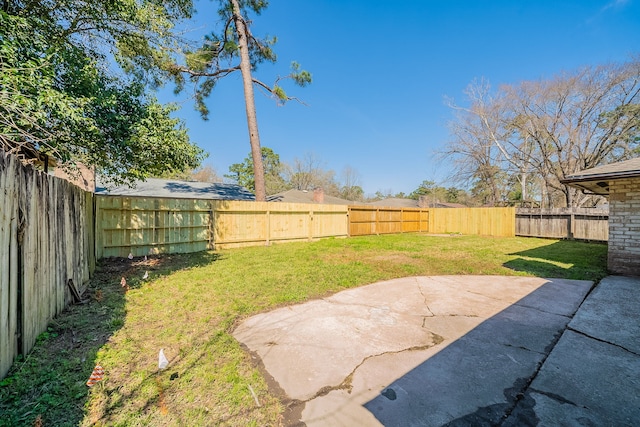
top-left (267, 189), bottom-right (353, 205)
top-left (561, 157), bottom-right (640, 196)
top-left (367, 198), bottom-right (420, 208)
top-left (95, 177), bottom-right (255, 200)
top-left (366, 198), bottom-right (466, 208)
top-left (433, 201), bottom-right (467, 208)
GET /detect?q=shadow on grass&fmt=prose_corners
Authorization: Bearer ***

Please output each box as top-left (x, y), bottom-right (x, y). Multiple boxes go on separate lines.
top-left (504, 240), bottom-right (608, 281)
top-left (0, 251), bottom-right (220, 427)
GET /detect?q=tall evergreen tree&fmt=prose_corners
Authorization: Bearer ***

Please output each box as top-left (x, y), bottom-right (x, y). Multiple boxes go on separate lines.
top-left (168, 0), bottom-right (311, 200)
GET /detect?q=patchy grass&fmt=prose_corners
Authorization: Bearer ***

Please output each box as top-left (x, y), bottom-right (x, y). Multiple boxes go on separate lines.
top-left (0, 235), bottom-right (607, 426)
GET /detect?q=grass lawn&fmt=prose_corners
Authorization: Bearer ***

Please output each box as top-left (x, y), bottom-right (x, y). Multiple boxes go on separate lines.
top-left (0, 234), bottom-right (607, 426)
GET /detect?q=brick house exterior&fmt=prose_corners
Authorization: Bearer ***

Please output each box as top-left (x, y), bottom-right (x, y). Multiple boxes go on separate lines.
top-left (562, 157), bottom-right (640, 276)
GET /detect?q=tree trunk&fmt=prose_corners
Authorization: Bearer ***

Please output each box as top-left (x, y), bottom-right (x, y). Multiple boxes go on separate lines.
top-left (520, 171), bottom-right (527, 203)
top-left (231, 0), bottom-right (266, 201)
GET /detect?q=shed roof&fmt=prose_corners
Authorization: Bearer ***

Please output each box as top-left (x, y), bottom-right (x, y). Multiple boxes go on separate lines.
top-left (95, 177), bottom-right (255, 200)
top-left (561, 157), bottom-right (640, 195)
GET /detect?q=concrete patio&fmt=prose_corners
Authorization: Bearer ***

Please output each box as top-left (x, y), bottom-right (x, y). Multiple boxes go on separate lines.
top-left (233, 275), bottom-right (640, 426)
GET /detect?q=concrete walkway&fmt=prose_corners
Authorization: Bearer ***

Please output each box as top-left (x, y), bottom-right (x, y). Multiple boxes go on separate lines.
top-left (232, 275), bottom-right (640, 426)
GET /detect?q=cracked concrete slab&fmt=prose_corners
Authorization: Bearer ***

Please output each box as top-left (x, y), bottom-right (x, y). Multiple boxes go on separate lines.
top-left (232, 275), bottom-right (594, 426)
top-left (506, 330), bottom-right (640, 426)
top-left (569, 275), bottom-right (640, 355)
top-left (504, 275), bottom-right (640, 426)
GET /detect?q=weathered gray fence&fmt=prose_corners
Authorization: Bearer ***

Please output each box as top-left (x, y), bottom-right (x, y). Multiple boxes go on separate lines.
top-left (0, 151), bottom-right (95, 379)
top-left (516, 208), bottom-right (608, 241)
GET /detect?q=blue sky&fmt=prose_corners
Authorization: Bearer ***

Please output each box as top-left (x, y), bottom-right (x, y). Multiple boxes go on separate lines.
top-left (158, 0), bottom-right (640, 196)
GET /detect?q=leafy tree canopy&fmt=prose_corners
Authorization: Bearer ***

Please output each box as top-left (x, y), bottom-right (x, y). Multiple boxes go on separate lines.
top-left (408, 180), bottom-right (437, 200)
top-left (225, 146), bottom-right (287, 194)
top-left (0, 1), bottom-right (205, 185)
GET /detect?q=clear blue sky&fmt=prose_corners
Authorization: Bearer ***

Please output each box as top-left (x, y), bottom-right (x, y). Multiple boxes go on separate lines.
top-left (158, 0), bottom-right (640, 196)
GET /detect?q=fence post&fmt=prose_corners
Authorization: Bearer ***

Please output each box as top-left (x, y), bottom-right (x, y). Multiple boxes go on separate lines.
top-left (208, 201), bottom-right (215, 250)
top-left (569, 209), bottom-right (575, 239)
top-left (266, 208), bottom-right (271, 246)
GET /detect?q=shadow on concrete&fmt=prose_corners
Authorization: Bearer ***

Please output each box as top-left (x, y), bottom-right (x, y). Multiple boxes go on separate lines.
top-left (362, 279), bottom-right (590, 426)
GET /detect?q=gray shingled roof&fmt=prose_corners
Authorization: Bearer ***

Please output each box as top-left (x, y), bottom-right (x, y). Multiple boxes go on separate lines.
top-left (267, 189), bottom-right (353, 205)
top-left (367, 198), bottom-right (420, 208)
top-left (367, 198), bottom-right (466, 208)
top-left (95, 177), bottom-right (255, 200)
top-left (562, 157), bottom-right (640, 195)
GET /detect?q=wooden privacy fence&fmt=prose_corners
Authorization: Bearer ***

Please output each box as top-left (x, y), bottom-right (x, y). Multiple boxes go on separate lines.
top-left (516, 208), bottom-right (608, 241)
top-left (348, 206), bottom-right (429, 236)
top-left (429, 207), bottom-right (516, 237)
top-left (96, 197), bottom-right (350, 256)
top-left (97, 199), bottom-right (517, 256)
top-left (96, 196), bottom-right (213, 258)
top-left (0, 152), bottom-right (95, 379)
top-left (212, 201), bottom-right (348, 249)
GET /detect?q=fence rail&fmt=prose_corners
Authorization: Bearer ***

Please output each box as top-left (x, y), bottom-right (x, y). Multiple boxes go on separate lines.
top-left (516, 208), bottom-right (608, 241)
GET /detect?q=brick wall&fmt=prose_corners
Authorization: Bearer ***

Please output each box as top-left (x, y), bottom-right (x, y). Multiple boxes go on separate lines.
top-left (608, 178), bottom-right (640, 276)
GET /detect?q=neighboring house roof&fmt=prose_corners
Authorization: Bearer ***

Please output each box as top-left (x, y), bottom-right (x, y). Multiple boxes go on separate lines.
top-left (268, 189), bottom-right (353, 205)
top-left (367, 198), bottom-right (420, 208)
top-left (433, 202), bottom-right (467, 208)
top-left (95, 177), bottom-right (255, 200)
top-left (561, 157), bottom-right (640, 196)
top-left (366, 198), bottom-right (466, 208)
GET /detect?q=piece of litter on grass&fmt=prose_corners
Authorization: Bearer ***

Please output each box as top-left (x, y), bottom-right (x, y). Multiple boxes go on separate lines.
top-left (120, 277), bottom-right (129, 292)
top-left (87, 364), bottom-right (104, 387)
top-left (248, 384), bottom-right (261, 407)
top-left (128, 252), bottom-right (133, 260)
top-left (158, 349), bottom-right (169, 370)
top-left (142, 271), bottom-right (149, 280)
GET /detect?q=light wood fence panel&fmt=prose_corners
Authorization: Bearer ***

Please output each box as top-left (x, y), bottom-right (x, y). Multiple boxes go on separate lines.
top-left (428, 207), bottom-right (515, 237)
top-left (516, 208), bottom-right (608, 241)
top-left (1, 151), bottom-right (94, 379)
top-left (96, 196), bottom-right (213, 258)
top-left (212, 201), bottom-right (349, 249)
top-left (348, 206), bottom-right (430, 236)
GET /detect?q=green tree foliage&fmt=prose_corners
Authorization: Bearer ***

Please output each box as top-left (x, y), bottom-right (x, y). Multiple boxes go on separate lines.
top-left (225, 147), bottom-right (287, 194)
top-left (0, 2), bottom-right (205, 184)
top-left (408, 180), bottom-right (472, 206)
top-left (155, 165), bottom-right (222, 183)
top-left (408, 180), bottom-right (437, 200)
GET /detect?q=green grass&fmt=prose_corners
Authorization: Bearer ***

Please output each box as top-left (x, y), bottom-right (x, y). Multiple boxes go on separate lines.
top-left (0, 234), bottom-right (607, 426)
